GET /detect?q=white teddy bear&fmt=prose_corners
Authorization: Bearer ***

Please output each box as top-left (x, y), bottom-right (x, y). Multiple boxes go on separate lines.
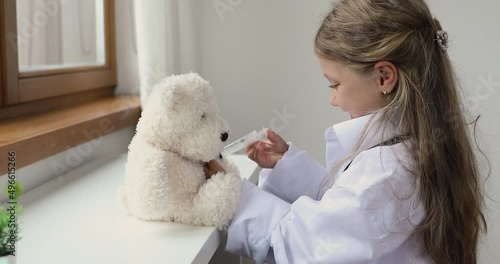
top-left (118, 73), bottom-right (242, 230)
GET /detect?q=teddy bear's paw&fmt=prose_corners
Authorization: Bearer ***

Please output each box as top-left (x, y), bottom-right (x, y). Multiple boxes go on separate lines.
top-left (131, 204), bottom-right (171, 221)
top-left (193, 173), bottom-right (243, 228)
top-left (219, 158), bottom-right (240, 176)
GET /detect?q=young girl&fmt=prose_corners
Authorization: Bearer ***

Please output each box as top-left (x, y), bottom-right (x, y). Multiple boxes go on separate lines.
top-left (206, 0), bottom-right (487, 263)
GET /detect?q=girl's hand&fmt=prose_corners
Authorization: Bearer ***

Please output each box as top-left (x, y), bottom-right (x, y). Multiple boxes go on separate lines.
top-left (245, 128), bottom-right (289, 169)
top-left (204, 160), bottom-right (226, 180)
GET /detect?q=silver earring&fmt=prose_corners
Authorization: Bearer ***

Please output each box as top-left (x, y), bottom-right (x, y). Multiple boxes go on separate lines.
top-left (383, 89), bottom-right (387, 95)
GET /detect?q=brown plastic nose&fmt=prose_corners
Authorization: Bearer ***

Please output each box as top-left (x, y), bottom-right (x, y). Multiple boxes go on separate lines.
top-left (221, 132), bottom-right (229, 142)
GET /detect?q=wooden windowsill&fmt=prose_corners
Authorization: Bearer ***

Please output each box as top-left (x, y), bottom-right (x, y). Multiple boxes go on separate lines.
top-left (0, 95), bottom-right (141, 174)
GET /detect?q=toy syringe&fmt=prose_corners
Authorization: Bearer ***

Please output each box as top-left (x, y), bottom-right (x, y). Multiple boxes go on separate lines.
top-left (221, 128), bottom-right (268, 157)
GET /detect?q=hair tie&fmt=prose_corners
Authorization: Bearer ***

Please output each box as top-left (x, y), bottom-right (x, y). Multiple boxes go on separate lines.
top-left (435, 30), bottom-right (449, 52)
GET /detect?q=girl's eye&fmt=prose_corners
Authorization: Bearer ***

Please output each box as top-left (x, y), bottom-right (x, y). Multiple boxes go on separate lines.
top-left (329, 84), bottom-right (339, 89)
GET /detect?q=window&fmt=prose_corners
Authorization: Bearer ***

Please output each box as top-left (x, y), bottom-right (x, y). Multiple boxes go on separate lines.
top-left (1, 0), bottom-right (116, 107)
top-left (0, 0), bottom-right (140, 173)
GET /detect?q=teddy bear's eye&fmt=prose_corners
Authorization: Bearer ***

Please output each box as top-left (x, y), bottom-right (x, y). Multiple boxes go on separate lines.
top-left (201, 113), bottom-right (206, 119)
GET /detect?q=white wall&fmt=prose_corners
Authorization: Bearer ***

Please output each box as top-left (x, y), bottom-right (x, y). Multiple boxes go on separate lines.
top-left (196, 0), bottom-right (500, 263)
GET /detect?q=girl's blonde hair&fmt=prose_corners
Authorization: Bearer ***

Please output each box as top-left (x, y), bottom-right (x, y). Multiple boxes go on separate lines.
top-left (315, 0), bottom-right (487, 263)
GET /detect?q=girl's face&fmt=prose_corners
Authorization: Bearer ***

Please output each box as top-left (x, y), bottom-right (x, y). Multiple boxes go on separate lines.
top-left (318, 58), bottom-right (385, 119)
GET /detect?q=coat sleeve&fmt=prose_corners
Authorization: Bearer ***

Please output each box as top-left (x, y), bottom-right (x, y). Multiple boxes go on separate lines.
top-left (226, 147), bottom-right (425, 264)
top-left (257, 143), bottom-right (328, 203)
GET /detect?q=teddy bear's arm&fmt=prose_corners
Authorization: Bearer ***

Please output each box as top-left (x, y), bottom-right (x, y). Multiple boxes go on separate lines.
top-left (191, 170), bottom-right (242, 230)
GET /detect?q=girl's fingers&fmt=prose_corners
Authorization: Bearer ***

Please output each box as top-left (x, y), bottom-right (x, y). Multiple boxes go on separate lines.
top-left (246, 147), bottom-right (256, 161)
top-left (254, 142), bottom-right (264, 160)
top-left (247, 142), bottom-right (262, 161)
top-left (203, 164), bottom-right (209, 176)
top-left (266, 128), bottom-right (280, 143)
top-left (204, 160), bottom-right (225, 178)
top-left (245, 141), bottom-right (258, 153)
top-left (265, 128), bottom-right (288, 152)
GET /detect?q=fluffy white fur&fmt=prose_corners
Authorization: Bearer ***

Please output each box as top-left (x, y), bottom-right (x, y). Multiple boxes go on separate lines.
top-left (118, 73), bottom-right (242, 230)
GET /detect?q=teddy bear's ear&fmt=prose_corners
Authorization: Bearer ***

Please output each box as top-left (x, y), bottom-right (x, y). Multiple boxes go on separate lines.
top-left (164, 84), bottom-right (182, 110)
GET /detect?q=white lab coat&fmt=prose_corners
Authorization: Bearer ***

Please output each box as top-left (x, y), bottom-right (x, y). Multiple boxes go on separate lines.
top-left (226, 114), bottom-right (433, 264)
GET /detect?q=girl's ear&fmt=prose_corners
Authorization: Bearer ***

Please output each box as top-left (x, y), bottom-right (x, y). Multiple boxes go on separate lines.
top-left (374, 61), bottom-right (398, 95)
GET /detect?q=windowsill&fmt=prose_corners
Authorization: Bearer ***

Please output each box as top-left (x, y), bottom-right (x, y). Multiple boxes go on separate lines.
top-left (16, 153), bottom-right (259, 263)
top-left (0, 95), bottom-right (141, 174)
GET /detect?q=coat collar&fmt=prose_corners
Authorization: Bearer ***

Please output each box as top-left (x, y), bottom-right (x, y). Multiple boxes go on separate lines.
top-left (326, 112), bottom-right (401, 155)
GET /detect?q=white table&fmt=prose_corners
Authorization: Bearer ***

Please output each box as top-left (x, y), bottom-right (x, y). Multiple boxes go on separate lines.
top-left (16, 154), bottom-right (258, 264)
